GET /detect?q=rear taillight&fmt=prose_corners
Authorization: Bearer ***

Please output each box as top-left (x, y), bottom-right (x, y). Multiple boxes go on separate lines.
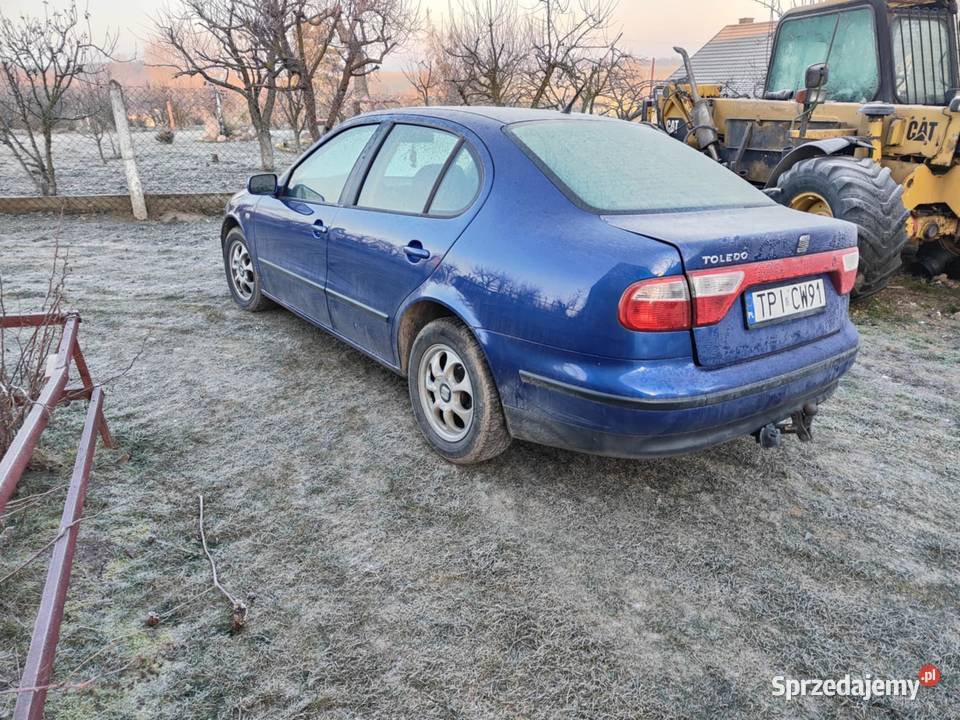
top-left (689, 271), bottom-right (746, 326)
top-left (619, 247), bottom-right (860, 332)
top-left (840, 248), bottom-right (859, 293)
top-left (618, 277), bottom-right (691, 331)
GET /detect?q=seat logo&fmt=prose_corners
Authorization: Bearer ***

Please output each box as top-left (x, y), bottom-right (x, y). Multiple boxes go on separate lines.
top-left (797, 235), bottom-right (811, 254)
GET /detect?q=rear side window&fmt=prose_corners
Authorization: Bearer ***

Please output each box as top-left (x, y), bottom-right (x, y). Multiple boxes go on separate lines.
top-left (358, 124), bottom-right (459, 214)
top-left (509, 119), bottom-right (773, 214)
top-left (286, 124), bottom-right (377, 204)
top-left (430, 146), bottom-right (481, 216)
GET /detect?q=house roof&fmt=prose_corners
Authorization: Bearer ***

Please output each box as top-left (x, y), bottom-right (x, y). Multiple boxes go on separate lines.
top-left (667, 19), bottom-right (778, 98)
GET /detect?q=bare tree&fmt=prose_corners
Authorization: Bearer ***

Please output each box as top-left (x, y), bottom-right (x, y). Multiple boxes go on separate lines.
top-left (279, 0), bottom-right (340, 141)
top-left (0, 2), bottom-right (115, 195)
top-left (76, 75), bottom-right (120, 164)
top-left (442, 0), bottom-right (528, 106)
top-left (279, 78), bottom-right (307, 151)
top-left (430, 0), bottom-right (624, 111)
top-left (596, 54), bottom-right (652, 121)
top-left (154, 0), bottom-right (295, 170)
top-left (322, 0), bottom-right (418, 132)
top-left (403, 59), bottom-right (439, 105)
top-left (526, 0), bottom-right (616, 108)
top-left (751, 0), bottom-right (813, 19)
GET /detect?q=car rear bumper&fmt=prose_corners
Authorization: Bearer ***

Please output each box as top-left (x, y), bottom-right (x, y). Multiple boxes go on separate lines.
top-left (481, 323), bottom-right (859, 459)
top-left (505, 379), bottom-right (840, 458)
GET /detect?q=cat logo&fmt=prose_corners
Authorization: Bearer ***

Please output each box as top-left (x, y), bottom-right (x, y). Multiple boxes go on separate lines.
top-left (906, 120), bottom-right (940, 143)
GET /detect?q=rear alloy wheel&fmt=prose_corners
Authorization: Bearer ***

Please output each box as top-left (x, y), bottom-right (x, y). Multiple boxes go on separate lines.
top-left (776, 156), bottom-right (909, 298)
top-left (222, 228), bottom-right (273, 311)
top-left (408, 318), bottom-right (511, 464)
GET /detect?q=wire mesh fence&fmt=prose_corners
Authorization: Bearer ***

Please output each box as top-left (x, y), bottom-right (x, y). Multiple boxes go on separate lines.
top-left (0, 82), bottom-right (310, 215)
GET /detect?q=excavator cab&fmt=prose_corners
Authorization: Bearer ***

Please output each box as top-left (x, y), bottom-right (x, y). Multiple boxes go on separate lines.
top-left (764, 0), bottom-right (959, 106)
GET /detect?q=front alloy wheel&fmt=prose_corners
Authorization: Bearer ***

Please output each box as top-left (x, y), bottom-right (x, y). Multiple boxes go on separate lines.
top-left (229, 239), bottom-right (255, 301)
top-left (222, 227), bottom-right (272, 311)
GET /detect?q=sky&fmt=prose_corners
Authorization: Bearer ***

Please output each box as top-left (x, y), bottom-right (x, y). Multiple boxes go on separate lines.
top-left (0, 0), bottom-right (777, 66)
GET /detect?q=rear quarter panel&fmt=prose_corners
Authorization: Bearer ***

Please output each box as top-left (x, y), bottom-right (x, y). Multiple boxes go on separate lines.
top-left (410, 124), bottom-right (692, 365)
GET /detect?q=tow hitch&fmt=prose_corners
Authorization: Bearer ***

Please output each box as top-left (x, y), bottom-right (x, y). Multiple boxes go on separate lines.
top-left (756, 402), bottom-right (819, 448)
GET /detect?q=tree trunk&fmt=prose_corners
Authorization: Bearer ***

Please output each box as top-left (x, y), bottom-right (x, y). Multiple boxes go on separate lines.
top-left (248, 100), bottom-right (275, 171)
top-left (42, 126), bottom-right (57, 196)
top-left (302, 82), bottom-right (321, 141)
top-left (95, 134), bottom-right (107, 164)
top-left (256, 126), bottom-right (275, 171)
top-left (324, 67), bottom-right (352, 133)
top-left (214, 87), bottom-right (228, 136)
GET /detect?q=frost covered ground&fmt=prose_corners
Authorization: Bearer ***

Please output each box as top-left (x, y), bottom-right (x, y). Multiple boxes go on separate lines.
top-left (0, 128), bottom-right (299, 196)
top-left (1, 214), bottom-right (958, 719)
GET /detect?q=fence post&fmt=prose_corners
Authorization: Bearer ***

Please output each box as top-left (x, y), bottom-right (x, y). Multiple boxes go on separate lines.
top-left (108, 80), bottom-right (148, 220)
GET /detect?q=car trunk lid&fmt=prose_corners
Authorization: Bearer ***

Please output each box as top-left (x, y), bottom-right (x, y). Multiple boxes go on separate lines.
top-left (604, 205), bottom-right (859, 368)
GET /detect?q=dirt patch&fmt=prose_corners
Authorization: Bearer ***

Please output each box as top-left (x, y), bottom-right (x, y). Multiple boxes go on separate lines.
top-left (1, 214), bottom-right (958, 719)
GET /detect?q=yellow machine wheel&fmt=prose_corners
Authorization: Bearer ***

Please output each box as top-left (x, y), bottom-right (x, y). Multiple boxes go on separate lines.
top-left (788, 192), bottom-right (834, 218)
top-left (775, 156), bottom-right (908, 298)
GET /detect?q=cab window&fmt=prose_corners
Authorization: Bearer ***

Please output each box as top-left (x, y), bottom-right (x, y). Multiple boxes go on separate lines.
top-left (892, 14), bottom-right (955, 105)
top-left (285, 124), bottom-right (377, 204)
top-left (766, 7), bottom-right (879, 103)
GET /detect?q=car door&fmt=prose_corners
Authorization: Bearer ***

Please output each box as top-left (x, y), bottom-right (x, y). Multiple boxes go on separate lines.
top-left (327, 122), bottom-right (484, 364)
top-left (255, 123), bottom-right (379, 327)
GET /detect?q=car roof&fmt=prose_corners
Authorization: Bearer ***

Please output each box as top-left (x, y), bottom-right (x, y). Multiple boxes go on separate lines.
top-left (361, 105), bottom-right (608, 127)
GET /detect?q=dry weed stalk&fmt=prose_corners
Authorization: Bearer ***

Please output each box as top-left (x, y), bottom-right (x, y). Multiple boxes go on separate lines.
top-left (197, 494), bottom-right (248, 631)
top-left (0, 237), bottom-right (69, 456)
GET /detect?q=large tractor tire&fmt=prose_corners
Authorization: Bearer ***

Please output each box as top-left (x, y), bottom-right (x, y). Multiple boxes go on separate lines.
top-left (775, 156), bottom-right (909, 298)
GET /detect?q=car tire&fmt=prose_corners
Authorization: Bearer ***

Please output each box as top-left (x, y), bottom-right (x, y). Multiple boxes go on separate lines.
top-left (775, 156), bottom-right (909, 298)
top-left (408, 318), bottom-right (512, 465)
top-left (223, 227), bottom-right (273, 311)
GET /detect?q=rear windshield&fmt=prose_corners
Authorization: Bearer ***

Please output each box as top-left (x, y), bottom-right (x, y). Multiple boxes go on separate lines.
top-left (508, 119), bottom-right (773, 214)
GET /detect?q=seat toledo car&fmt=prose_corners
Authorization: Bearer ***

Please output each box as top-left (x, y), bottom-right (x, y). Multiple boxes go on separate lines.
top-left (221, 107), bottom-right (860, 464)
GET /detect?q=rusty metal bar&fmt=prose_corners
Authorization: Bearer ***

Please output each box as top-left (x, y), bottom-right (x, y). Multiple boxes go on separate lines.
top-left (0, 317), bottom-right (81, 514)
top-left (12, 388), bottom-right (105, 720)
top-left (0, 314), bottom-right (65, 330)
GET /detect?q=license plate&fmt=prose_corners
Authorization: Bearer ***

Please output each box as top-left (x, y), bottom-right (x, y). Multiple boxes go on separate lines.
top-left (745, 278), bottom-right (826, 327)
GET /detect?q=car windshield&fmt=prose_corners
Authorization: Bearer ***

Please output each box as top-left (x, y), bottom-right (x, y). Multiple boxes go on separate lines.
top-left (508, 119), bottom-right (773, 214)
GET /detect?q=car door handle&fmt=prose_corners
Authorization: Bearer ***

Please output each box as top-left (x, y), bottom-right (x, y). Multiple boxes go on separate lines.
top-left (312, 219), bottom-right (327, 238)
top-left (403, 241), bottom-right (431, 262)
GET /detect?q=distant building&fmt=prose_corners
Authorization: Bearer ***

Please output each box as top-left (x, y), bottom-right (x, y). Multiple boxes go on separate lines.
top-left (667, 17), bottom-right (778, 98)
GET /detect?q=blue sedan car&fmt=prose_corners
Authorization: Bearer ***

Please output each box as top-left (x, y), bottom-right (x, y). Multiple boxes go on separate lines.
top-left (221, 107), bottom-right (860, 464)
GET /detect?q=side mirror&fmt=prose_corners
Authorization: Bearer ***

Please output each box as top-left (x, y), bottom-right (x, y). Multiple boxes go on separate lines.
top-left (805, 63), bottom-right (829, 91)
top-left (247, 173), bottom-right (278, 196)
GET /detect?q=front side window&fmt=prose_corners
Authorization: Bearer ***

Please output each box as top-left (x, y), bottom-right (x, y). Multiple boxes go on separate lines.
top-left (285, 124), bottom-right (377, 204)
top-left (509, 119), bottom-right (773, 214)
top-left (892, 13), bottom-right (956, 105)
top-left (358, 124), bottom-right (460, 214)
top-left (767, 7), bottom-right (879, 103)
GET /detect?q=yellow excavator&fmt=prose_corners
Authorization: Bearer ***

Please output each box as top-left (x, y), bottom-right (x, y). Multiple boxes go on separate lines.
top-left (650, 0), bottom-right (960, 296)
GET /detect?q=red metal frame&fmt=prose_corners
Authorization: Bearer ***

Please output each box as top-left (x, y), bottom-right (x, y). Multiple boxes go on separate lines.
top-left (0, 313), bottom-right (113, 720)
top-left (0, 315), bottom-right (110, 514)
